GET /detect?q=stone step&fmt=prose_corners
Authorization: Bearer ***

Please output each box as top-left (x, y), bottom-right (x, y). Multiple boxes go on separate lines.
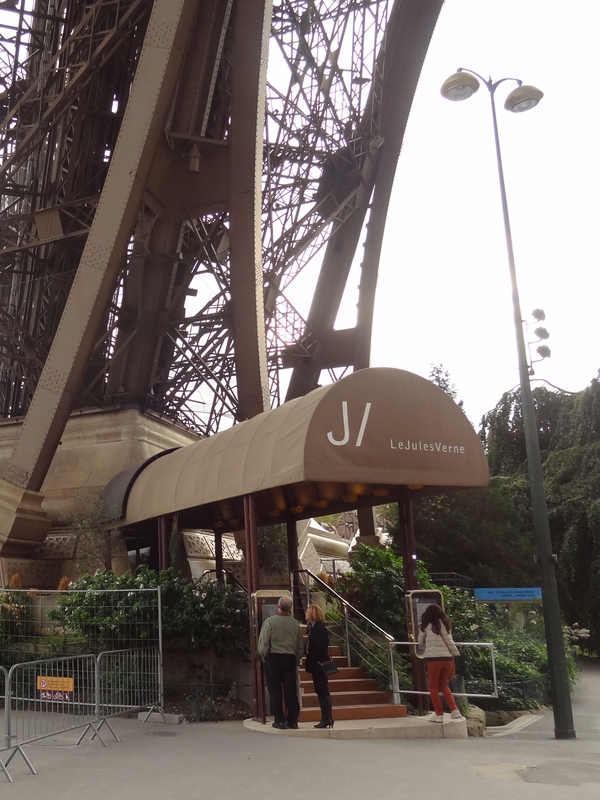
top-left (300, 677), bottom-right (379, 693)
top-left (302, 689), bottom-right (393, 707)
top-left (299, 703), bottom-right (407, 722)
top-left (299, 666), bottom-right (365, 680)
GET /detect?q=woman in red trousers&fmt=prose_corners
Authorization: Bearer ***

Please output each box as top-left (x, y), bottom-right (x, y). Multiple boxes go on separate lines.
top-left (418, 604), bottom-right (463, 722)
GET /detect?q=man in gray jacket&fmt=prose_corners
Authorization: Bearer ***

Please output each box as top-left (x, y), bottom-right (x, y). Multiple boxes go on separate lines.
top-left (258, 595), bottom-right (304, 729)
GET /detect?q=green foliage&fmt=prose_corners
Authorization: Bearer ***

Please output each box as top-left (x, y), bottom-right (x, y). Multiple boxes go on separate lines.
top-left (335, 545), bottom-right (412, 638)
top-left (407, 370), bottom-right (600, 656)
top-left (257, 523), bottom-right (289, 575)
top-left (476, 372), bottom-right (600, 654)
top-left (49, 567), bottom-right (249, 656)
top-left (541, 442), bottom-right (600, 653)
top-left (396, 477), bottom-right (537, 588)
top-left (0, 589), bottom-right (34, 665)
top-left (479, 386), bottom-right (575, 476)
top-left (61, 497), bottom-right (123, 573)
top-left (334, 548), bottom-right (574, 711)
top-left (561, 374), bottom-right (600, 447)
top-left (0, 589), bottom-right (34, 643)
top-left (563, 623), bottom-right (590, 656)
top-left (48, 568), bottom-right (162, 648)
top-left (441, 586), bottom-right (577, 710)
top-left (191, 578), bottom-right (249, 656)
top-left (428, 363), bottom-right (464, 409)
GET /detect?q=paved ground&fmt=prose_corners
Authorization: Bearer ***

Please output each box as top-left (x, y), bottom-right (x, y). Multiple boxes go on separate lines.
top-left (2, 659), bottom-right (599, 797)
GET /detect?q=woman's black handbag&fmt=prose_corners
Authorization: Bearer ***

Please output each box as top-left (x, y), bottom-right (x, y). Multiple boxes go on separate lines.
top-left (319, 655), bottom-right (339, 676)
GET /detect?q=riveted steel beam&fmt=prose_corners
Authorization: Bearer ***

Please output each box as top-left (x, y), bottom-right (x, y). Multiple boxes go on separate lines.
top-left (228, 0), bottom-right (272, 421)
top-left (0, 0), bottom-right (200, 555)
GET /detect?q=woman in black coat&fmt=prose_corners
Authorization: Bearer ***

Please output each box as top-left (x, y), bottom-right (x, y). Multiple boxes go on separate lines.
top-left (304, 604), bottom-right (334, 728)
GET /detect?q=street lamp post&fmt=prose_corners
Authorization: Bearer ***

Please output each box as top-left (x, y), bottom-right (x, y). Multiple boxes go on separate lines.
top-left (441, 68), bottom-right (576, 740)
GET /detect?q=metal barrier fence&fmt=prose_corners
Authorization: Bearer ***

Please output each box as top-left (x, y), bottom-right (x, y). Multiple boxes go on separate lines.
top-left (97, 648), bottom-right (165, 735)
top-left (2, 655), bottom-right (101, 781)
top-left (0, 587), bottom-right (161, 666)
top-left (0, 667), bottom-right (8, 781)
top-left (0, 648), bottom-right (165, 782)
top-left (0, 588), bottom-right (164, 782)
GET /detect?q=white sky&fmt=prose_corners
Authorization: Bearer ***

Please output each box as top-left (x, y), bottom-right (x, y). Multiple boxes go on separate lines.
top-left (370, 0), bottom-right (600, 426)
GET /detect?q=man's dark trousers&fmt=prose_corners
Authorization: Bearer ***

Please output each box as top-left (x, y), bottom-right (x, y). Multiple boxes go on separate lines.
top-left (265, 653), bottom-right (299, 725)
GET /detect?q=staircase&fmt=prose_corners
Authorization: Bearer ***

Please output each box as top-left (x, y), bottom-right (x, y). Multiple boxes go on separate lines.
top-left (299, 643), bottom-right (407, 722)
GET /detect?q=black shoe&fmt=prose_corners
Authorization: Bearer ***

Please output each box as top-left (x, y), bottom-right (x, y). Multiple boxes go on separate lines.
top-left (272, 722), bottom-right (286, 730)
top-left (313, 719), bottom-right (331, 729)
top-left (286, 721), bottom-right (298, 729)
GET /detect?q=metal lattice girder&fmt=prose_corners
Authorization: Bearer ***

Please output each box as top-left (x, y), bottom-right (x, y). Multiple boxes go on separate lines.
top-left (0, 0), bottom-right (441, 436)
top-left (0, 0), bottom-right (202, 554)
top-left (4, 0), bottom-right (199, 491)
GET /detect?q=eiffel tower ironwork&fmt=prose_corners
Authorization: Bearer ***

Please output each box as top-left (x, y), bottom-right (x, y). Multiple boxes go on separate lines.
top-left (0, 0), bottom-right (441, 553)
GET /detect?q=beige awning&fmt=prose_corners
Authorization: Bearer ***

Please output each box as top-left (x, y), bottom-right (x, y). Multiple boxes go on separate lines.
top-left (114, 368), bottom-right (489, 530)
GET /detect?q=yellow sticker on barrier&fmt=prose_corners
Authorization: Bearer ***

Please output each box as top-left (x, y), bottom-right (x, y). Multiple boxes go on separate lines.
top-left (37, 676), bottom-right (74, 692)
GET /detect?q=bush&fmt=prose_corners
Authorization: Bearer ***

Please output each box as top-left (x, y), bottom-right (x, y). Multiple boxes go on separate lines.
top-left (0, 589), bottom-right (34, 643)
top-left (441, 586), bottom-right (576, 710)
top-left (335, 544), bottom-right (430, 638)
top-left (49, 567), bottom-right (249, 656)
top-left (0, 587), bottom-right (35, 665)
top-left (333, 547), bottom-right (576, 712)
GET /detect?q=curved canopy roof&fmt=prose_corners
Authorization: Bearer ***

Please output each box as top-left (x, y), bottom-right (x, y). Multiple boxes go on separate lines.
top-left (110, 368), bottom-right (489, 530)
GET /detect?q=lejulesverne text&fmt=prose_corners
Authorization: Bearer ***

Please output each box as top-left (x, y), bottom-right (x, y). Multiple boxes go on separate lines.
top-left (390, 439), bottom-right (466, 454)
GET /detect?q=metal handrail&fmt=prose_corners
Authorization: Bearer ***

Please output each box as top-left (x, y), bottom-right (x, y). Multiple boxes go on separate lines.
top-left (294, 568), bottom-right (394, 641)
top-left (293, 570), bottom-right (500, 705)
top-left (387, 640), bottom-right (499, 703)
top-left (201, 569), bottom-right (248, 594)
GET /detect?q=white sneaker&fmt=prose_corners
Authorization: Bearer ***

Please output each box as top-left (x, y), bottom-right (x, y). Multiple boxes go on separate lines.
top-left (450, 709), bottom-right (463, 720)
top-left (429, 714), bottom-right (444, 723)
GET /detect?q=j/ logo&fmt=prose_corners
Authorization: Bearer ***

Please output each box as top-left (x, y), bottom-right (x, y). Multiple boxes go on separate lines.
top-left (327, 401), bottom-right (372, 447)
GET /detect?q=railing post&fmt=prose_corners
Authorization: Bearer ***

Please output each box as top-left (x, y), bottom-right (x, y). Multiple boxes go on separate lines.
top-left (157, 587), bottom-right (165, 710)
top-left (3, 668), bottom-right (10, 751)
top-left (389, 643), bottom-right (401, 705)
top-left (490, 644), bottom-right (498, 698)
top-left (95, 655), bottom-right (101, 722)
top-left (343, 606), bottom-right (351, 667)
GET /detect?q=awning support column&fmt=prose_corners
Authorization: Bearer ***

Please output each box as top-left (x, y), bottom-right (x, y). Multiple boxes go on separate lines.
top-left (396, 487), bottom-right (427, 713)
top-left (244, 494), bottom-right (265, 722)
top-left (214, 529), bottom-right (224, 583)
top-left (286, 516), bottom-right (303, 620)
top-left (158, 515), bottom-right (170, 571)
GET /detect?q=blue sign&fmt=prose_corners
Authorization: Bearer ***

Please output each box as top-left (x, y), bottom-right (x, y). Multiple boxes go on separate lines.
top-left (474, 587), bottom-right (542, 602)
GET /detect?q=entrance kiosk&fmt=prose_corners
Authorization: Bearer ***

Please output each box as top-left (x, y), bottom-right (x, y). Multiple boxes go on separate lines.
top-left (250, 590), bottom-right (293, 723)
top-left (251, 590), bottom-right (292, 652)
top-left (406, 589), bottom-right (444, 657)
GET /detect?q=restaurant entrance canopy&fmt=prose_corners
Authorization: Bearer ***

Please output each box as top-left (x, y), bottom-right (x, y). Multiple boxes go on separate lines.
top-left (106, 368), bottom-right (489, 531)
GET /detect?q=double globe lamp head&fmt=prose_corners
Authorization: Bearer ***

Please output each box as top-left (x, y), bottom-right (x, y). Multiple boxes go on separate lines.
top-left (440, 69), bottom-right (543, 111)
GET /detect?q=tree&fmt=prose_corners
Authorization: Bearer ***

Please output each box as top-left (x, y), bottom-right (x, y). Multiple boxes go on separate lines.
top-left (544, 441), bottom-right (600, 652)
top-left (61, 497), bottom-right (123, 574)
top-left (384, 477), bottom-right (536, 588)
top-left (479, 386), bottom-right (574, 476)
top-left (428, 363), bottom-right (464, 409)
top-left (478, 371), bottom-right (600, 654)
top-left (333, 547), bottom-right (571, 710)
top-left (257, 523), bottom-right (288, 575)
top-left (335, 544), bottom-right (429, 638)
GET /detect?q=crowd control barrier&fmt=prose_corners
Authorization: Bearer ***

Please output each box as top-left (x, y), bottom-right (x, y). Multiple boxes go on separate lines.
top-left (95, 647), bottom-right (166, 740)
top-left (1, 647), bottom-right (165, 782)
